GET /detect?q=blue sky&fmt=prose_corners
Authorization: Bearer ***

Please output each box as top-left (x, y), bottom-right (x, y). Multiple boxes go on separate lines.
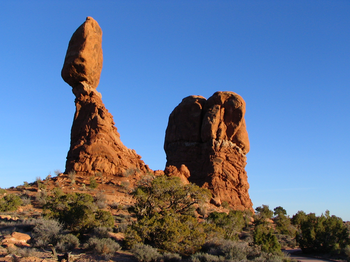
top-left (1, 1), bottom-right (349, 220)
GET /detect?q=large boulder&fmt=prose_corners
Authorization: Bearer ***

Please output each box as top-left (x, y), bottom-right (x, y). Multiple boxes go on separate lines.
top-left (62, 17), bottom-right (151, 179)
top-left (62, 17), bottom-right (103, 94)
top-left (164, 91), bottom-right (253, 211)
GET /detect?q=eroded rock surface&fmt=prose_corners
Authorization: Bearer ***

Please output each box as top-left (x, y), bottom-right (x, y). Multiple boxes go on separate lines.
top-left (62, 17), bottom-right (150, 178)
top-left (164, 91), bottom-right (253, 211)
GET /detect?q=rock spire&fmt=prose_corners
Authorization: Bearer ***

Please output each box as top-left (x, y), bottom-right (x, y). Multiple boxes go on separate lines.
top-left (164, 91), bottom-right (253, 211)
top-left (62, 17), bottom-right (150, 179)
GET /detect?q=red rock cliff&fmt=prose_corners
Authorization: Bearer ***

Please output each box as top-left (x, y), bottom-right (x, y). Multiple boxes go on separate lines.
top-left (164, 91), bottom-right (253, 211)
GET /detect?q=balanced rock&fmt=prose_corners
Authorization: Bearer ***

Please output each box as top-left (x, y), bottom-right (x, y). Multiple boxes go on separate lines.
top-left (62, 17), bottom-right (150, 179)
top-left (62, 17), bottom-right (103, 94)
top-left (164, 91), bottom-right (253, 211)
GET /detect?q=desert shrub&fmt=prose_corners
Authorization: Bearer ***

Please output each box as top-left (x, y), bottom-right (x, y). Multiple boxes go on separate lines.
top-left (207, 210), bottom-right (245, 240)
top-left (91, 226), bottom-right (111, 238)
top-left (205, 239), bottom-right (261, 261)
top-left (295, 211), bottom-right (349, 253)
top-left (197, 204), bottom-right (208, 217)
top-left (56, 233), bottom-right (80, 252)
top-left (0, 193), bottom-right (22, 211)
top-left (32, 218), bottom-right (62, 248)
top-left (126, 175), bottom-right (211, 255)
top-left (253, 224), bottom-right (281, 254)
top-left (276, 234), bottom-right (296, 249)
top-left (43, 192), bottom-right (114, 233)
top-left (6, 246), bottom-right (36, 257)
top-left (126, 212), bottom-right (207, 254)
top-left (221, 201), bottom-right (229, 209)
top-left (85, 237), bottom-right (121, 256)
top-left (52, 187), bottom-right (64, 198)
top-left (115, 223), bottom-right (129, 233)
top-left (0, 188), bottom-right (7, 195)
top-left (131, 243), bottom-right (161, 262)
top-left (89, 177), bottom-right (98, 189)
top-left (35, 190), bottom-right (48, 206)
top-left (253, 252), bottom-right (289, 262)
top-left (126, 212), bottom-right (206, 255)
top-left (20, 194), bottom-right (31, 206)
top-left (190, 252), bottom-right (224, 262)
top-left (132, 175), bottom-right (211, 218)
top-left (161, 252), bottom-right (182, 262)
top-left (68, 170), bottom-right (76, 185)
top-left (344, 245), bottom-right (350, 260)
top-left (95, 191), bottom-right (107, 209)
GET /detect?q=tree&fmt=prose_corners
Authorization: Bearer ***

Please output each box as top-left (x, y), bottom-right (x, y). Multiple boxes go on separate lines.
top-left (207, 210), bottom-right (245, 240)
top-left (253, 224), bottom-right (281, 254)
top-left (254, 205), bottom-right (273, 227)
top-left (295, 211), bottom-right (350, 253)
top-left (273, 206), bottom-right (287, 217)
top-left (255, 205), bottom-right (273, 219)
top-left (132, 175), bottom-right (211, 218)
top-left (125, 175), bottom-right (211, 255)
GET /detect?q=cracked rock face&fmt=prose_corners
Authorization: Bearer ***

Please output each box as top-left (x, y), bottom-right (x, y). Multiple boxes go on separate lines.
top-left (62, 17), bottom-right (151, 179)
top-left (164, 91), bottom-right (253, 211)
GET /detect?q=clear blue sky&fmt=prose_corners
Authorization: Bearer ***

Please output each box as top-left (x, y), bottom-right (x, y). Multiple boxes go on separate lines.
top-left (1, 1), bottom-right (349, 220)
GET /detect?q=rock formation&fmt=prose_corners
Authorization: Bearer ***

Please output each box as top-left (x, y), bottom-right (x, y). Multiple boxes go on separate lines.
top-left (164, 91), bottom-right (253, 211)
top-left (62, 17), bottom-right (151, 178)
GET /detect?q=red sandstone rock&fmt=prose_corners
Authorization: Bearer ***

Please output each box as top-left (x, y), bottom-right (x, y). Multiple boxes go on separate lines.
top-left (61, 17), bottom-right (103, 94)
top-left (164, 165), bottom-right (190, 185)
top-left (1, 232), bottom-right (31, 247)
top-left (164, 91), bottom-right (253, 211)
top-left (62, 17), bottom-right (151, 179)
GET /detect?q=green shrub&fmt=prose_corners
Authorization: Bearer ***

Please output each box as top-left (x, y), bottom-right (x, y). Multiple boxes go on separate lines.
top-left (0, 194), bottom-right (22, 211)
top-left (89, 177), bottom-right (98, 189)
top-left (0, 188), bottom-right (7, 195)
top-left (132, 175), bottom-right (211, 218)
top-left (35, 190), bottom-right (48, 206)
top-left (32, 218), bottom-right (62, 248)
top-left (44, 192), bottom-right (114, 233)
top-left (273, 211), bottom-right (297, 238)
top-left (131, 243), bottom-right (161, 262)
top-left (91, 226), bottom-right (111, 238)
top-left (190, 252), bottom-right (224, 262)
top-left (162, 252), bottom-right (182, 262)
top-left (295, 211), bottom-right (349, 253)
top-left (56, 234), bottom-right (80, 252)
top-left (85, 237), bottom-right (120, 256)
top-left (95, 191), bottom-right (107, 209)
top-left (20, 194), bottom-right (31, 206)
top-left (344, 245), bottom-right (350, 260)
top-left (253, 224), bottom-right (281, 254)
top-left (207, 211), bottom-right (245, 240)
top-left (126, 175), bottom-right (211, 255)
top-left (255, 205), bottom-right (273, 221)
top-left (276, 234), bottom-right (296, 249)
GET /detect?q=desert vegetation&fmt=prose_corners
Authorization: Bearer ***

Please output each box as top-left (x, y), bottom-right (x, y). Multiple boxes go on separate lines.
top-left (0, 174), bottom-right (349, 262)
